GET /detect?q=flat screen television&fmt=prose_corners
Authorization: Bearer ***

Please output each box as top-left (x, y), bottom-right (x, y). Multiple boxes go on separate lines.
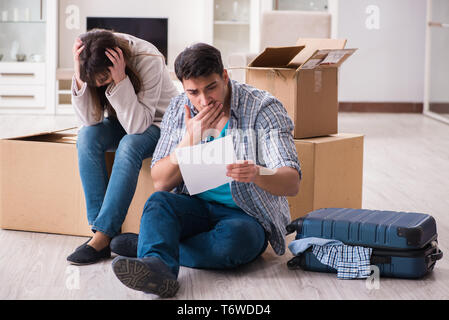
top-left (86, 17), bottom-right (168, 64)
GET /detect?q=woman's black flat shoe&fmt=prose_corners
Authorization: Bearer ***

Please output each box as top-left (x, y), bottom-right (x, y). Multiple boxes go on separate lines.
top-left (67, 243), bottom-right (111, 265)
top-left (75, 237), bottom-right (93, 251)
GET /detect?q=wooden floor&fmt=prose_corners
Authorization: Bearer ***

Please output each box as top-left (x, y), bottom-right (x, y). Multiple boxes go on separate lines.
top-left (1, 112), bottom-right (449, 300)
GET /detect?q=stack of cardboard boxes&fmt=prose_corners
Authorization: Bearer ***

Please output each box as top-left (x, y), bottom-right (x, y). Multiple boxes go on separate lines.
top-left (0, 38), bottom-right (363, 236)
top-left (245, 38), bottom-right (363, 221)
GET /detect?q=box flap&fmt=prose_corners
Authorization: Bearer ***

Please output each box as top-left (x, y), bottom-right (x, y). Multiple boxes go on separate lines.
top-left (296, 133), bottom-right (364, 144)
top-left (248, 46), bottom-right (305, 68)
top-left (300, 48), bottom-right (357, 70)
top-left (1, 127), bottom-right (79, 140)
top-left (288, 38), bottom-right (347, 68)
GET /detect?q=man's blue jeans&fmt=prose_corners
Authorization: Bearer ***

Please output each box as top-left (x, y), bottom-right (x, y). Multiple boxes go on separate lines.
top-left (77, 117), bottom-right (160, 238)
top-left (138, 191), bottom-right (268, 277)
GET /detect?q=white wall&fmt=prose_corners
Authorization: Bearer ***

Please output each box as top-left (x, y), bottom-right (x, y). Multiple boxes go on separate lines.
top-left (58, 0), bottom-right (212, 70)
top-left (337, 0), bottom-right (426, 102)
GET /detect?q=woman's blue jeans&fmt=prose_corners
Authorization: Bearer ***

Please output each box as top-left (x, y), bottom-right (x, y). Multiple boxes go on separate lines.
top-left (77, 117), bottom-right (160, 238)
top-left (138, 191), bottom-right (268, 277)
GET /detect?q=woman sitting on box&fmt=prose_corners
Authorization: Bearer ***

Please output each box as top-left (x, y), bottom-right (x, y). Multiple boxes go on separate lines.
top-left (67, 29), bottom-right (179, 265)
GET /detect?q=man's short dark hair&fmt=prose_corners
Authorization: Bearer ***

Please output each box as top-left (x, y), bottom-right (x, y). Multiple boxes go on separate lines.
top-left (174, 43), bottom-right (224, 82)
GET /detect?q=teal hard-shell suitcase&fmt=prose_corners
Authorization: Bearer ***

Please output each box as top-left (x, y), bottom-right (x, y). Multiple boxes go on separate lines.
top-left (286, 208), bottom-right (443, 278)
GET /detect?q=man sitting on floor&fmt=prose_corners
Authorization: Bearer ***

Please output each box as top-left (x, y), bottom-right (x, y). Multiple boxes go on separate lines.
top-left (110, 43), bottom-right (301, 298)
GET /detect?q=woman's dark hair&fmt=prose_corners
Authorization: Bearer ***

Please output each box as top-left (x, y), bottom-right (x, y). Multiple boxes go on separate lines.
top-left (78, 29), bottom-right (142, 120)
top-left (174, 43), bottom-right (224, 82)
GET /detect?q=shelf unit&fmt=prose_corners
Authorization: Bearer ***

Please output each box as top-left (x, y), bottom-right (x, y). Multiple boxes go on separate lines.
top-left (211, 0), bottom-right (336, 68)
top-left (0, 62), bottom-right (46, 108)
top-left (214, 20), bottom-right (250, 25)
top-left (212, 0), bottom-right (266, 68)
top-left (0, 0), bottom-right (57, 114)
top-left (55, 68), bottom-right (74, 115)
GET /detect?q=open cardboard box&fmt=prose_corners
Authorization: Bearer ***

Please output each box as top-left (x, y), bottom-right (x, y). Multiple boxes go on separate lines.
top-left (246, 38), bottom-right (356, 139)
top-left (0, 128), bottom-right (93, 236)
top-left (0, 128), bottom-right (153, 237)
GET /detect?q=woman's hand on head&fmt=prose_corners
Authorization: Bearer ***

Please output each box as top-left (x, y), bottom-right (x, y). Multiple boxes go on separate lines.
top-left (73, 38), bottom-right (85, 88)
top-left (106, 47), bottom-right (127, 85)
top-left (73, 38), bottom-right (84, 79)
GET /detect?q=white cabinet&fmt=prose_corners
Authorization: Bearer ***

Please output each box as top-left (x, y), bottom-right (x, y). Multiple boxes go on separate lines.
top-left (0, 62), bottom-right (46, 85)
top-left (0, 0), bottom-right (57, 114)
top-left (0, 62), bottom-right (46, 108)
top-left (0, 85), bottom-right (46, 108)
top-left (213, 0), bottom-right (270, 67)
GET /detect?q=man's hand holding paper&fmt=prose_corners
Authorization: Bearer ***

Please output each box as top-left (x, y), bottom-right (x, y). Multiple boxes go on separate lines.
top-left (175, 134), bottom-right (237, 195)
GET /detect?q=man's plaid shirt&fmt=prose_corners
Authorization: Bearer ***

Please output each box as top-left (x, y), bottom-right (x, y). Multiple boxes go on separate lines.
top-left (151, 79), bottom-right (301, 255)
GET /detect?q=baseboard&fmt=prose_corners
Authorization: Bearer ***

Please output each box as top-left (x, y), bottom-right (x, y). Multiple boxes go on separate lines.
top-left (339, 102), bottom-right (423, 113)
top-left (429, 103), bottom-right (449, 114)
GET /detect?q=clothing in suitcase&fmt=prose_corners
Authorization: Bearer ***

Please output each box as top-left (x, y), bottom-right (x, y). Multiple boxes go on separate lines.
top-left (286, 208), bottom-right (443, 279)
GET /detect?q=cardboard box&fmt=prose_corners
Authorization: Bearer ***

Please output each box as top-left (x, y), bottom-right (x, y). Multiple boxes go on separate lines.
top-left (246, 38), bottom-right (356, 139)
top-left (287, 133), bottom-right (364, 221)
top-left (0, 129), bottom-right (152, 237)
top-left (1, 130), bottom-right (91, 236)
